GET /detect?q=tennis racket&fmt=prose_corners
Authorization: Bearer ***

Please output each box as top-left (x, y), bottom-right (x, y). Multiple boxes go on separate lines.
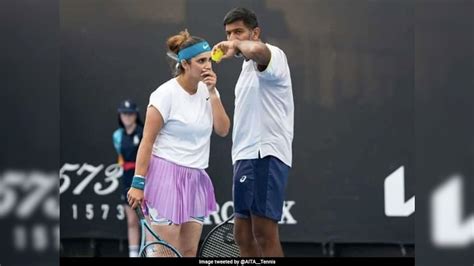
top-left (198, 214), bottom-right (240, 257)
top-left (135, 207), bottom-right (182, 257)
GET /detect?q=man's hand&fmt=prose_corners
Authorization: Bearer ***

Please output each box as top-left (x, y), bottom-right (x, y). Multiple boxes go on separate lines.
top-left (212, 40), bottom-right (240, 63)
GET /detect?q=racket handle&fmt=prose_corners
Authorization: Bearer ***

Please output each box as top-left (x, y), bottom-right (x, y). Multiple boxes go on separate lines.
top-left (135, 206), bottom-right (145, 219)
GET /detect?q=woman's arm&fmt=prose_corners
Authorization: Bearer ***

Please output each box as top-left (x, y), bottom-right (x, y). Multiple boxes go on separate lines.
top-left (209, 89), bottom-right (230, 137)
top-left (127, 106), bottom-right (164, 209)
top-left (201, 69), bottom-right (230, 137)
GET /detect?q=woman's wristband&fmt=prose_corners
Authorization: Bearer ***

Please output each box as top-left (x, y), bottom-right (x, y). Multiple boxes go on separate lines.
top-left (131, 175), bottom-right (145, 190)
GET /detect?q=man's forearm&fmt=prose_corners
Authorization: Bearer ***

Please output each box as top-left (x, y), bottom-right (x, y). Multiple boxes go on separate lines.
top-left (234, 40), bottom-right (271, 66)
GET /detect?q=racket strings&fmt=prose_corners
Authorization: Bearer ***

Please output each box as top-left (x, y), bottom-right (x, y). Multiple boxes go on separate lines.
top-left (200, 223), bottom-right (240, 257)
top-left (136, 207), bottom-right (182, 257)
top-left (142, 242), bottom-right (180, 257)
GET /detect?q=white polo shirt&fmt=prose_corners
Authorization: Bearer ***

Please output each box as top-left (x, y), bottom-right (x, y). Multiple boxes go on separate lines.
top-left (148, 78), bottom-right (216, 169)
top-left (232, 43), bottom-right (294, 167)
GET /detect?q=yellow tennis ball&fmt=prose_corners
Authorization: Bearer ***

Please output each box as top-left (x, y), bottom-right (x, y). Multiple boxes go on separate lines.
top-left (211, 48), bottom-right (224, 62)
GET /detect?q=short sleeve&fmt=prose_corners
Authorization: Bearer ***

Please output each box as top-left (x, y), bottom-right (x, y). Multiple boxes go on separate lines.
top-left (255, 44), bottom-right (289, 82)
top-left (148, 87), bottom-right (172, 123)
top-left (112, 128), bottom-right (123, 154)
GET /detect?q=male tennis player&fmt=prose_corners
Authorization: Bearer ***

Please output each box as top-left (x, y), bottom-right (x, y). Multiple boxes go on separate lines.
top-left (213, 7), bottom-right (294, 257)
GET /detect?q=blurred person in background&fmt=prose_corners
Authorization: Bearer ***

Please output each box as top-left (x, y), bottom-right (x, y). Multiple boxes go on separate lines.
top-left (113, 99), bottom-right (144, 257)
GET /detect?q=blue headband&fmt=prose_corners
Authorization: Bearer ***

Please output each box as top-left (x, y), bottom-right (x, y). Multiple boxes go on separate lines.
top-left (177, 41), bottom-right (211, 61)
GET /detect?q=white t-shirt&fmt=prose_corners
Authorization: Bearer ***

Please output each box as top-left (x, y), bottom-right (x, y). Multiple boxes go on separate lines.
top-left (148, 78), bottom-right (215, 169)
top-left (232, 43), bottom-right (294, 167)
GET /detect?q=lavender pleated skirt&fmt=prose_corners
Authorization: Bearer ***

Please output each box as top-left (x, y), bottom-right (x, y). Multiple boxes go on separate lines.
top-left (143, 155), bottom-right (217, 224)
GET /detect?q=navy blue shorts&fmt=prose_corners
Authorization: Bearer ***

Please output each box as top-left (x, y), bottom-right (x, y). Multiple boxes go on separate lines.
top-left (233, 155), bottom-right (289, 222)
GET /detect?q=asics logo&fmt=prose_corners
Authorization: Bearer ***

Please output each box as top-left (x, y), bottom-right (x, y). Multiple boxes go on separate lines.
top-left (203, 44), bottom-right (209, 49)
top-left (240, 175), bottom-right (247, 183)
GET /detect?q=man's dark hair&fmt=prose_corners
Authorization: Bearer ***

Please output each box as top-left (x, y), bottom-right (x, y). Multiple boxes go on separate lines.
top-left (223, 7), bottom-right (259, 29)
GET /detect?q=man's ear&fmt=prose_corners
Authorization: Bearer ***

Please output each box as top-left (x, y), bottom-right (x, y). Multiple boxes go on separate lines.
top-left (252, 27), bottom-right (261, 41)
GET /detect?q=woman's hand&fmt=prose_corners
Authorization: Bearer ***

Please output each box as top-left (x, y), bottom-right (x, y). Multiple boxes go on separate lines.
top-left (127, 187), bottom-right (144, 209)
top-left (201, 69), bottom-right (217, 92)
